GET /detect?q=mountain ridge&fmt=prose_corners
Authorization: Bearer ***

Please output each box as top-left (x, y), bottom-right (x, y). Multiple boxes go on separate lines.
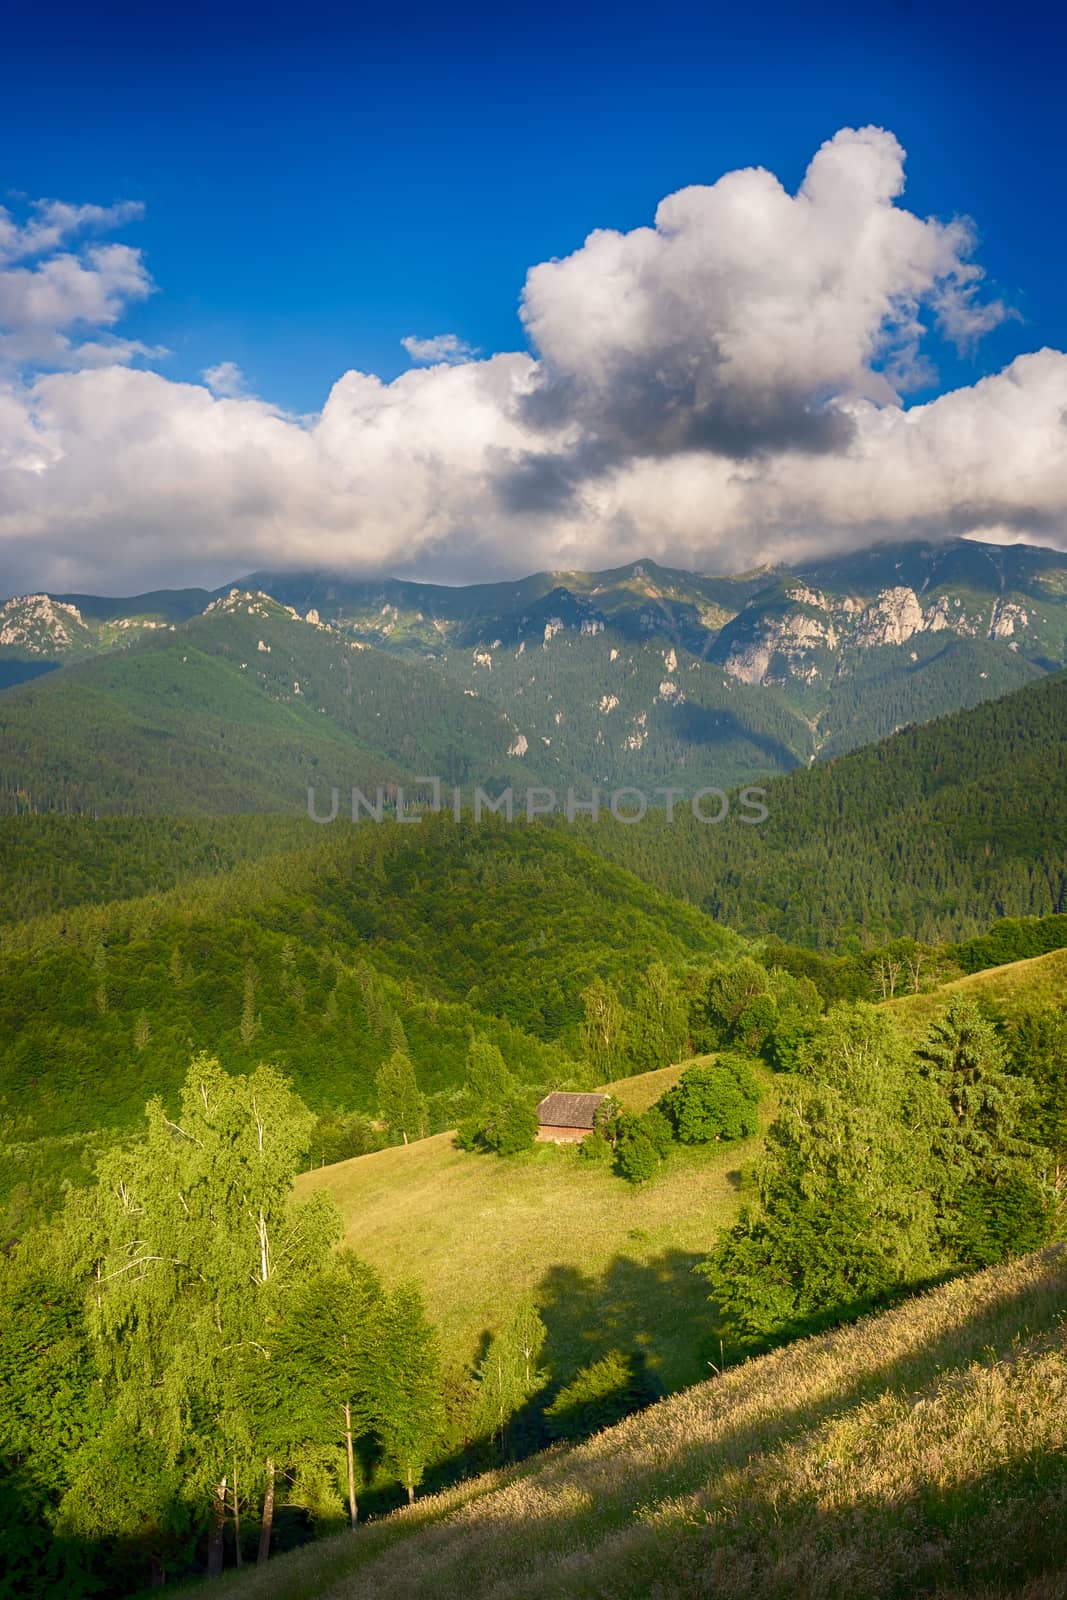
top-left (5, 538), bottom-right (1067, 670)
top-left (1, 539), bottom-right (1065, 813)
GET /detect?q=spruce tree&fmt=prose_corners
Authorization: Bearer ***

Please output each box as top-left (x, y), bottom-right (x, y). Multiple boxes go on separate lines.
top-left (917, 999), bottom-right (1050, 1261)
top-left (240, 961), bottom-right (260, 1047)
top-left (464, 1033), bottom-right (514, 1108)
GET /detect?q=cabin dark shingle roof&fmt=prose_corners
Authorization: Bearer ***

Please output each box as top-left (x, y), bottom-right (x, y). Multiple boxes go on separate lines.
top-left (535, 1091), bottom-right (605, 1130)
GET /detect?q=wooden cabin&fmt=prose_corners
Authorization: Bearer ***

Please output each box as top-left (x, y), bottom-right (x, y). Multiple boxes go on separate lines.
top-left (535, 1090), bottom-right (606, 1143)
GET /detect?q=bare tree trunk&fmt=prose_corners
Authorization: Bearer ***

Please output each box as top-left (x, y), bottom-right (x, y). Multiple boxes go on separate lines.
top-left (232, 1453), bottom-right (242, 1568)
top-left (207, 1476), bottom-right (227, 1578)
top-left (406, 1473), bottom-right (415, 1505)
top-left (257, 1458), bottom-right (275, 1566)
top-left (344, 1401), bottom-right (358, 1528)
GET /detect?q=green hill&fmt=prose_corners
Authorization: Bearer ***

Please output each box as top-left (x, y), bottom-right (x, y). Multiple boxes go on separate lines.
top-left (208, 1244), bottom-right (1067, 1600)
top-left (0, 814), bottom-right (309, 924)
top-left (0, 818), bottom-right (739, 1224)
top-left (581, 670), bottom-right (1067, 947)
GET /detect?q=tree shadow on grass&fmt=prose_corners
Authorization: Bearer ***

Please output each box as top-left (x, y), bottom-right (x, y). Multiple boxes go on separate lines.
top-left (535, 1248), bottom-right (718, 1400)
top-left (17, 1251), bottom-right (1065, 1597)
top-left (514, 1248), bottom-right (1067, 1545)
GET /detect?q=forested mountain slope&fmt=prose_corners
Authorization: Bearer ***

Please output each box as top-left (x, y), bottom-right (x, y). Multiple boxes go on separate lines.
top-left (0, 814), bottom-right (309, 923)
top-left (0, 595), bottom-right (531, 814)
top-left (582, 670), bottom-right (1067, 947)
top-left (0, 819), bottom-right (739, 1222)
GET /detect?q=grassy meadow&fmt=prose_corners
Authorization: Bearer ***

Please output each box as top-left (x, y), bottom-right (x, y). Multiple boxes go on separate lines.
top-left (884, 945), bottom-right (1067, 1033)
top-left (297, 1060), bottom-right (771, 1393)
top-left (208, 1245), bottom-right (1067, 1600)
top-left (599, 1061), bottom-right (691, 1109)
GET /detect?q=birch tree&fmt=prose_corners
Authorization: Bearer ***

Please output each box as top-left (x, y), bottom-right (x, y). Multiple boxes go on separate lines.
top-left (58, 1054), bottom-right (340, 1576)
top-left (472, 1297), bottom-right (547, 1456)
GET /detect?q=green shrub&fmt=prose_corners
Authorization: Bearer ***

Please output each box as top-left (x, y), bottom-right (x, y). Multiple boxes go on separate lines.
top-left (639, 1106), bottom-right (674, 1159)
top-left (480, 1094), bottom-right (538, 1157)
top-left (615, 1125), bottom-right (659, 1185)
top-left (308, 1108), bottom-right (384, 1167)
top-left (659, 1059), bottom-right (761, 1144)
top-left (578, 1127), bottom-right (614, 1162)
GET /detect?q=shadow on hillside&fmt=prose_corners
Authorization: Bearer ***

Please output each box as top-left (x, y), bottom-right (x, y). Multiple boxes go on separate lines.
top-left (535, 1248), bottom-right (716, 1395)
top-left (663, 701), bottom-right (802, 773)
top-left (464, 1446), bottom-right (1067, 1600)
top-left (517, 1249), bottom-right (1067, 1522)
top-left (1, 1455), bottom-right (327, 1598)
top-left (398, 1252), bottom-right (1067, 1598)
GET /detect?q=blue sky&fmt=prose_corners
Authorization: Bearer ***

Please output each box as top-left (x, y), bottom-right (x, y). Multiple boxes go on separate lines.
top-left (4, 0), bottom-right (1064, 413)
top-left (2, 0), bottom-right (1066, 594)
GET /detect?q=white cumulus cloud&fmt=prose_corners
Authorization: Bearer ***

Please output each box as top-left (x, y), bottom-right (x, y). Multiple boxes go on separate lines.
top-left (401, 332), bottom-right (479, 365)
top-left (202, 361), bottom-right (250, 398)
top-left (0, 132), bottom-right (1064, 596)
top-left (515, 126), bottom-right (1007, 474)
top-left (0, 196), bottom-right (157, 373)
top-left (0, 197), bottom-right (145, 266)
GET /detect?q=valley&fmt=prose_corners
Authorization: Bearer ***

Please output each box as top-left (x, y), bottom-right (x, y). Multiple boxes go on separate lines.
top-left (297, 1059), bottom-right (770, 1398)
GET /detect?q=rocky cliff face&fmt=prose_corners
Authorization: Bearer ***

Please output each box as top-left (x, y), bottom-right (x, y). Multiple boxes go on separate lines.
top-left (9, 542), bottom-right (1064, 680)
top-left (0, 594), bottom-right (93, 653)
top-left (2, 542), bottom-right (1064, 782)
top-left (713, 575), bottom-right (1062, 689)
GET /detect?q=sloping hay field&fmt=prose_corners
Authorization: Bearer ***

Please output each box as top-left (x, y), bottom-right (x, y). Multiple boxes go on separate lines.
top-left (886, 946), bottom-right (1067, 1033)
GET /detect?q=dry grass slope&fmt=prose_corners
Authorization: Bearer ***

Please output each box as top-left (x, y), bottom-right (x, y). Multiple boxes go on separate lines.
top-left (599, 1061), bottom-right (690, 1110)
top-left (215, 1247), bottom-right (1067, 1600)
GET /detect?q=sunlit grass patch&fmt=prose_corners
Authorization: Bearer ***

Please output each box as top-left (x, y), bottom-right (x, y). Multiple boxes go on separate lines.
top-left (295, 1060), bottom-right (772, 1392)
